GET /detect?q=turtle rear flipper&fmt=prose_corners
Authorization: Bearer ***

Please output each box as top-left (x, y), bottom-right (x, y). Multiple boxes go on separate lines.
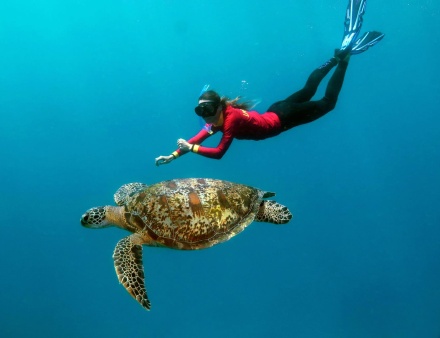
top-left (255, 200), bottom-right (292, 224)
top-left (113, 234), bottom-right (151, 310)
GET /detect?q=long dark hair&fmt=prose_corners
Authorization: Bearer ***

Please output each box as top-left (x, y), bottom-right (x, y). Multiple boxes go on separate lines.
top-left (199, 90), bottom-right (253, 111)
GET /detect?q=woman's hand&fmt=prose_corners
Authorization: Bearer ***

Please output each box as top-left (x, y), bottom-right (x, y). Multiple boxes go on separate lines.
top-left (177, 138), bottom-right (193, 152)
top-left (155, 155), bottom-right (174, 166)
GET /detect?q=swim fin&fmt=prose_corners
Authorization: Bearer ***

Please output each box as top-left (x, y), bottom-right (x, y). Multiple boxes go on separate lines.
top-left (351, 31), bottom-right (385, 54)
top-left (340, 0), bottom-right (367, 51)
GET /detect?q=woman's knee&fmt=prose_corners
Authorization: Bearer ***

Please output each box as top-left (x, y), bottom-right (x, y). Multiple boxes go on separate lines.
top-left (322, 97), bottom-right (336, 111)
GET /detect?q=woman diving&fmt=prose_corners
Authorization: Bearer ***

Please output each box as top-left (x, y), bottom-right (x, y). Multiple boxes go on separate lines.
top-left (155, 0), bottom-right (384, 166)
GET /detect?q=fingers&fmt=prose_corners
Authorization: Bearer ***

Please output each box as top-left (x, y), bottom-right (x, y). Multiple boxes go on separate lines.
top-left (177, 138), bottom-right (187, 148)
top-left (155, 156), bottom-right (165, 166)
top-left (155, 155), bottom-right (174, 166)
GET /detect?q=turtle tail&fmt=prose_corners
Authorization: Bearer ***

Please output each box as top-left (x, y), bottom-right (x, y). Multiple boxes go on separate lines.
top-left (255, 200), bottom-right (292, 224)
top-left (262, 191), bottom-right (276, 198)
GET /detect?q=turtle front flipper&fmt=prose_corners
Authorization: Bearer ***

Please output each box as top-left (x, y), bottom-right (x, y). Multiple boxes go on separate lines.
top-left (113, 234), bottom-right (151, 310)
top-left (255, 200), bottom-right (292, 224)
top-left (114, 183), bottom-right (148, 206)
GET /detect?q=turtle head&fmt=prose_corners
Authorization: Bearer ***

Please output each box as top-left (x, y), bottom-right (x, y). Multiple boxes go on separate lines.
top-left (81, 206), bottom-right (112, 229)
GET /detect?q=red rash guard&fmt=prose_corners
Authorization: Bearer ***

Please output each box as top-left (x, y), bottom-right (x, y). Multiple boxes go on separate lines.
top-left (174, 106), bottom-right (283, 159)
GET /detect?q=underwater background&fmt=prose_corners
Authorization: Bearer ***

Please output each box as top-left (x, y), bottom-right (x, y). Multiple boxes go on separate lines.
top-left (1, 0), bottom-right (439, 337)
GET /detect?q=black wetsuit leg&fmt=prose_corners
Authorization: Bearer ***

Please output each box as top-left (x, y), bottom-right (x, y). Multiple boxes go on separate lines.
top-left (268, 58), bottom-right (349, 130)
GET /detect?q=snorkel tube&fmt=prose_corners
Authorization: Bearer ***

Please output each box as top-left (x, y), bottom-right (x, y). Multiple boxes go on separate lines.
top-left (198, 84), bottom-right (213, 134)
top-left (199, 84), bottom-right (210, 97)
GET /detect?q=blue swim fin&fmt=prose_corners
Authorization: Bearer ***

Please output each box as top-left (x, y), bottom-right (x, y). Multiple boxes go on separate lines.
top-left (340, 0), bottom-right (367, 51)
top-left (351, 31), bottom-right (385, 54)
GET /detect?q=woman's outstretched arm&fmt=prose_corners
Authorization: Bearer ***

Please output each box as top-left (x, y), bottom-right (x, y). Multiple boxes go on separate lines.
top-left (155, 126), bottom-right (213, 166)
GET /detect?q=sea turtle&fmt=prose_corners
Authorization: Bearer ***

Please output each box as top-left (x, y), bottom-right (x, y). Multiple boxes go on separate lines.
top-left (80, 178), bottom-right (292, 310)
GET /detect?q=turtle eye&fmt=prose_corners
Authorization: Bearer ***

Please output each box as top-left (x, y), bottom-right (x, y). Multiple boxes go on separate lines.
top-left (80, 213), bottom-right (89, 225)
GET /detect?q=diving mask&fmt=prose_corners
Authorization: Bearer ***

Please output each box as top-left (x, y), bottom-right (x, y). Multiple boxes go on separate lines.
top-left (194, 101), bottom-right (218, 117)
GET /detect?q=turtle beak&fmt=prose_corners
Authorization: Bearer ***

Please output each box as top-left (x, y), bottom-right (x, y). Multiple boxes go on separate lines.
top-left (80, 213), bottom-right (89, 226)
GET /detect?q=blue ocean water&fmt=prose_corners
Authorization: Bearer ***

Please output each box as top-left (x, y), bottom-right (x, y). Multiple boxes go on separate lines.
top-left (1, 0), bottom-right (439, 337)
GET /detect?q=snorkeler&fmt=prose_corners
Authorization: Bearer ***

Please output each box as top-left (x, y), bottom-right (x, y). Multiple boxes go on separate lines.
top-left (155, 0), bottom-right (384, 165)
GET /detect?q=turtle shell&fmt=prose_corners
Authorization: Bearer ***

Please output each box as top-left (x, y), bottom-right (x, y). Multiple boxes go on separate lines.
top-left (120, 178), bottom-right (266, 250)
